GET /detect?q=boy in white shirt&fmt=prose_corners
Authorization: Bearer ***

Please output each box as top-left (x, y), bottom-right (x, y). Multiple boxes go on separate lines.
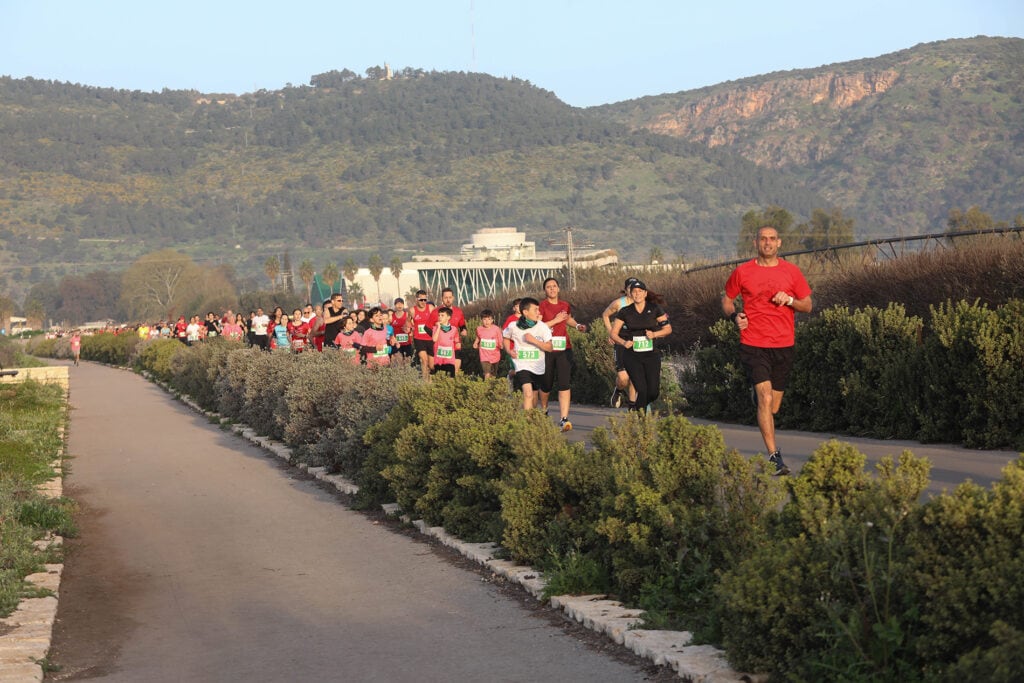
top-left (502, 297), bottom-right (554, 411)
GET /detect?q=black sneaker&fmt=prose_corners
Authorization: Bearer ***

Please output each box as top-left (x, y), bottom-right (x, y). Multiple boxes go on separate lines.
top-left (610, 387), bottom-right (623, 408)
top-left (768, 450), bottom-right (790, 476)
top-left (559, 417), bottom-right (573, 432)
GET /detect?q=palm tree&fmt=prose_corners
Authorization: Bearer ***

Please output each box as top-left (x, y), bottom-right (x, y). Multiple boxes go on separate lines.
top-left (347, 282), bottom-right (364, 307)
top-left (368, 254), bottom-right (384, 305)
top-left (264, 255), bottom-right (281, 292)
top-left (389, 255), bottom-right (403, 300)
top-left (322, 262), bottom-right (340, 296)
top-left (342, 257), bottom-right (358, 291)
top-left (298, 259), bottom-right (315, 303)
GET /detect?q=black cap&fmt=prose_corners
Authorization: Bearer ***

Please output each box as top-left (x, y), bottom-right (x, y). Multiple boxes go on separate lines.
top-left (629, 280), bottom-right (647, 291)
top-left (624, 277), bottom-right (640, 290)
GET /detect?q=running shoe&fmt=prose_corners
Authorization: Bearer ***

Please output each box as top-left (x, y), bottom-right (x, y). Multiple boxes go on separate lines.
top-left (610, 387), bottom-right (623, 408)
top-left (768, 450), bottom-right (790, 476)
top-left (559, 417), bottom-right (572, 432)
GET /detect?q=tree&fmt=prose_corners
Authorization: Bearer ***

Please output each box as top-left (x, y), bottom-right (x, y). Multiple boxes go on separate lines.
top-left (120, 249), bottom-right (204, 320)
top-left (298, 259), bottom-right (315, 303)
top-left (264, 255), bottom-right (281, 292)
top-left (946, 206), bottom-right (995, 234)
top-left (738, 206), bottom-right (795, 257)
top-left (794, 208), bottom-right (855, 250)
top-left (347, 282), bottom-right (364, 307)
top-left (649, 247), bottom-right (663, 265)
top-left (390, 255), bottom-right (404, 302)
top-left (368, 254), bottom-right (384, 304)
top-left (281, 250), bottom-right (294, 294)
top-left (342, 257), bottom-right (358, 290)
top-left (322, 262), bottom-right (340, 295)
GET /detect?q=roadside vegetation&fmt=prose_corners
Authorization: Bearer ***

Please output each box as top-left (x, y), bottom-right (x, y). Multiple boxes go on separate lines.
top-left (25, 236), bottom-right (1024, 678)
top-left (0, 362), bottom-right (74, 617)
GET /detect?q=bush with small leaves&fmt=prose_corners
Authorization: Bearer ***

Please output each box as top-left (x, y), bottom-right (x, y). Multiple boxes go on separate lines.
top-left (169, 339), bottom-right (236, 412)
top-left (716, 442), bottom-right (930, 679)
top-left (134, 338), bottom-right (185, 383)
top-left (591, 413), bottom-right (785, 635)
top-left (380, 376), bottom-right (527, 542)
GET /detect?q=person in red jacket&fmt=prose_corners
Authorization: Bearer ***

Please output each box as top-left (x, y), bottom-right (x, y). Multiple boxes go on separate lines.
top-left (722, 225), bottom-right (813, 476)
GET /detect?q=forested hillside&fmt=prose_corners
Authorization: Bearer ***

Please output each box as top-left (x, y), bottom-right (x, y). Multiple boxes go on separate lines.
top-left (598, 36), bottom-right (1024, 237)
top-left (1, 36), bottom-right (1021, 307)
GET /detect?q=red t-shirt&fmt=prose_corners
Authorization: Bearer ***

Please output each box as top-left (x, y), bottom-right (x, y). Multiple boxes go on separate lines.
top-left (539, 299), bottom-right (573, 350)
top-left (391, 310), bottom-right (411, 346)
top-left (502, 314), bottom-right (519, 352)
top-left (475, 324), bottom-right (503, 364)
top-left (411, 305), bottom-right (434, 341)
top-left (724, 259), bottom-right (812, 348)
top-left (428, 306), bottom-right (466, 332)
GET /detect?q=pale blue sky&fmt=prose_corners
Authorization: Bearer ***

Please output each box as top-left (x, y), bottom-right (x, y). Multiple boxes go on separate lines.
top-left (2, 1), bottom-right (1022, 106)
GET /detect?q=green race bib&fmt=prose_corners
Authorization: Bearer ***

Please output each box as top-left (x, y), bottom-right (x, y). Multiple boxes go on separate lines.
top-left (632, 336), bottom-right (654, 352)
top-left (551, 336), bottom-right (567, 351)
top-left (517, 348), bottom-right (541, 361)
top-left (396, 333), bottom-right (409, 343)
top-left (437, 346), bottom-right (454, 358)
top-left (417, 324), bottom-right (426, 335)
top-left (480, 338), bottom-right (497, 350)
top-left (374, 346), bottom-right (390, 358)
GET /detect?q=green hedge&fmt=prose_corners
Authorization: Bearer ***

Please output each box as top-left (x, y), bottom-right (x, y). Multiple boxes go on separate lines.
top-left (686, 298), bottom-right (1024, 449)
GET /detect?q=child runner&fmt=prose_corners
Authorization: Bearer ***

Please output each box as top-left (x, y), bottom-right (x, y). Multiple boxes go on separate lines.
top-left (431, 307), bottom-right (460, 378)
top-left (359, 307), bottom-right (391, 366)
top-left (473, 309), bottom-right (503, 379)
top-left (333, 316), bottom-right (362, 364)
top-left (427, 288), bottom-right (467, 373)
top-left (502, 298), bottom-right (553, 411)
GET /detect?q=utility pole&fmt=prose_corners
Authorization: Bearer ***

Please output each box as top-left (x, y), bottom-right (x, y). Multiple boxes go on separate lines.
top-left (548, 226), bottom-right (593, 290)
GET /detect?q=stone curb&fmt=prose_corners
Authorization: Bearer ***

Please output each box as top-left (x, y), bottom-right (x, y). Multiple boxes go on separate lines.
top-left (0, 410), bottom-right (68, 682)
top-left (150, 377), bottom-right (762, 681)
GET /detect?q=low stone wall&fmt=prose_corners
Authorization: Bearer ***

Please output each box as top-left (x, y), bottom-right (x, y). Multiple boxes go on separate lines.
top-left (0, 366), bottom-right (69, 389)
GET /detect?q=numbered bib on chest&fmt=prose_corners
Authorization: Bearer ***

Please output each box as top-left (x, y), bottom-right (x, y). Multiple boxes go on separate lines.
top-left (551, 336), bottom-right (567, 351)
top-left (517, 348), bottom-right (541, 361)
top-left (374, 346), bottom-right (390, 358)
top-left (437, 346), bottom-right (454, 358)
top-left (480, 338), bottom-right (497, 350)
top-left (417, 324), bottom-right (427, 335)
top-left (632, 336), bottom-right (654, 352)
top-left (292, 338), bottom-right (305, 351)
top-left (396, 333), bottom-right (409, 343)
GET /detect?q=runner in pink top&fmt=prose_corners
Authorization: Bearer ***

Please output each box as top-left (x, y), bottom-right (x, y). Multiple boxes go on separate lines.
top-left (359, 307), bottom-right (391, 366)
top-left (473, 309), bottom-right (503, 379)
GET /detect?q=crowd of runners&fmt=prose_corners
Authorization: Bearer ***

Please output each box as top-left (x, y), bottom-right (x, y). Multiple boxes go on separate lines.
top-left (73, 227), bottom-right (810, 474)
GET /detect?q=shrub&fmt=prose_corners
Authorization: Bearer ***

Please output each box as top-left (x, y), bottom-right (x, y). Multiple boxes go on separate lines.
top-left (380, 376), bottom-right (529, 542)
top-left (591, 413), bottom-right (784, 635)
top-left (169, 339), bottom-right (237, 412)
top-left (681, 320), bottom-right (751, 422)
top-left (134, 338), bottom-right (186, 383)
top-left (81, 331), bottom-right (139, 365)
top-left (916, 300), bottom-right (1024, 448)
top-left (215, 347), bottom-right (263, 420)
top-left (499, 424), bottom-right (611, 567)
top-left (908, 457), bottom-right (1024, 678)
top-left (716, 442), bottom-right (930, 679)
top-left (239, 351), bottom-right (293, 440)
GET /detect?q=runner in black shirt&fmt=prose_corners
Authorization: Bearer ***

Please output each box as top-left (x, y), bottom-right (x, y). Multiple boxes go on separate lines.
top-left (609, 280), bottom-right (671, 413)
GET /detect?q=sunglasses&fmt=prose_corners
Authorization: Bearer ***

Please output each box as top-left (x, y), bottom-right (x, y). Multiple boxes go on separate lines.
top-left (417, 298), bottom-right (427, 302)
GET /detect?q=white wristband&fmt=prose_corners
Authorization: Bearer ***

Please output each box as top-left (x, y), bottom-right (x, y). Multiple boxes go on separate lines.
top-left (787, 296), bottom-right (795, 306)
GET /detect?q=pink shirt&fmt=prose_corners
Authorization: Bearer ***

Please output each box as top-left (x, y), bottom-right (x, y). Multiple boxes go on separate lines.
top-left (361, 327), bottom-right (391, 366)
top-left (433, 326), bottom-right (460, 366)
top-left (475, 325), bottom-right (502, 364)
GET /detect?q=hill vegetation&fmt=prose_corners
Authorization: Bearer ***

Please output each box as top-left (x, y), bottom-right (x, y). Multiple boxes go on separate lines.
top-left (1, 36), bottom-right (1021, 312)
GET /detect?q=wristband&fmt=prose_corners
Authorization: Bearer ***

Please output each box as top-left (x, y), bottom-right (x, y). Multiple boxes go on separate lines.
top-left (787, 296), bottom-right (794, 306)
top-left (729, 312), bottom-right (738, 323)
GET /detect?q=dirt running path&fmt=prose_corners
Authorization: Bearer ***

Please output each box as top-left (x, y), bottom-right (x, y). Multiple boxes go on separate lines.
top-left (47, 363), bottom-right (661, 682)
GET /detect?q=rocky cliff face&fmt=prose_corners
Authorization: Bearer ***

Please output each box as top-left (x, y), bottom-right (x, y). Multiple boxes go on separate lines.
top-left (641, 70), bottom-right (901, 167)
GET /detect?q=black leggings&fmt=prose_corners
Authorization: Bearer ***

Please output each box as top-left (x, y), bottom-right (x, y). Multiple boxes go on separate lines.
top-left (623, 350), bottom-right (661, 411)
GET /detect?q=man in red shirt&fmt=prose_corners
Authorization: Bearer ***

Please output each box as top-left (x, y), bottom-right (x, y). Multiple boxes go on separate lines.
top-left (409, 290), bottom-right (436, 380)
top-left (722, 225), bottom-right (813, 476)
top-left (538, 277), bottom-right (587, 432)
top-left (427, 287), bottom-right (467, 373)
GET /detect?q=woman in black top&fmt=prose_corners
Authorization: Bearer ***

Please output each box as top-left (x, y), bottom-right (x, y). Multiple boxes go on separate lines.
top-left (609, 280), bottom-right (672, 413)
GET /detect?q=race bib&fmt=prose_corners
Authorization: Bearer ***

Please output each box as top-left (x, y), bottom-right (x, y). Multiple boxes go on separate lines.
top-left (292, 338), bottom-right (305, 351)
top-left (517, 348), bottom-right (541, 361)
top-left (417, 324), bottom-right (427, 335)
top-left (343, 348), bottom-right (357, 357)
top-left (632, 336), bottom-right (654, 352)
top-left (374, 346), bottom-right (390, 358)
top-left (208, 331), bottom-right (217, 337)
top-left (551, 336), bottom-right (567, 351)
top-left (480, 338), bottom-right (497, 350)
top-left (437, 346), bottom-right (454, 358)
top-left (396, 333), bottom-right (409, 343)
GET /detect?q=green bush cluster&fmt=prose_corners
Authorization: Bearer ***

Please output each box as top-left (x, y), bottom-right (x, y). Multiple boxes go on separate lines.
top-left (134, 338), bottom-right (187, 383)
top-left (687, 298), bottom-right (1024, 449)
top-left (80, 332), bottom-right (140, 365)
top-left (716, 444), bottom-right (1024, 681)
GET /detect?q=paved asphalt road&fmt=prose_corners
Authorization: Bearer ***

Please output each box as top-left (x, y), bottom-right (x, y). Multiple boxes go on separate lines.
top-left (561, 406), bottom-right (1020, 496)
top-left (47, 363), bottom-right (664, 682)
